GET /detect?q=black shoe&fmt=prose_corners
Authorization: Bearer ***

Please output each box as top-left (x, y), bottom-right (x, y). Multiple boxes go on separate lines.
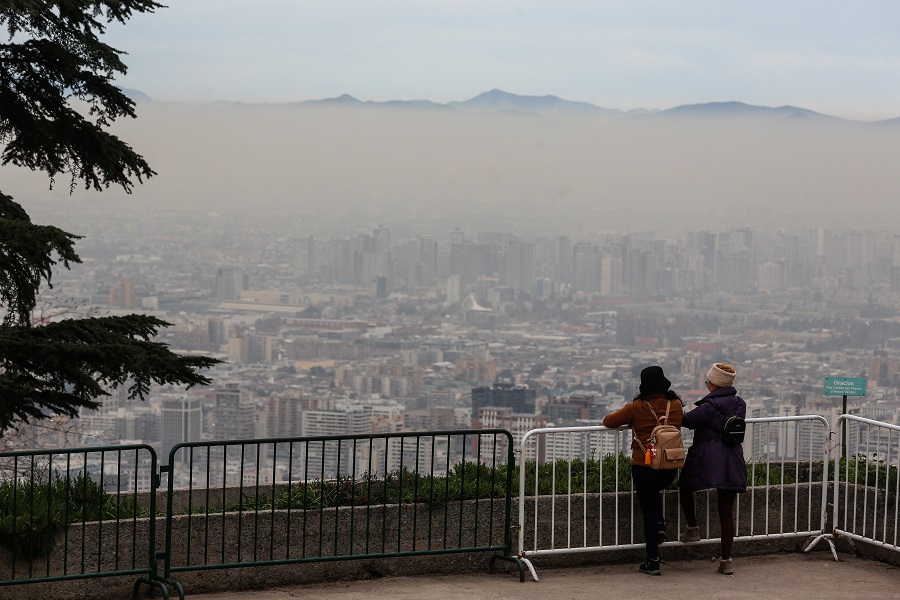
top-left (639, 559), bottom-right (661, 576)
top-left (657, 530), bottom-right (667, 544)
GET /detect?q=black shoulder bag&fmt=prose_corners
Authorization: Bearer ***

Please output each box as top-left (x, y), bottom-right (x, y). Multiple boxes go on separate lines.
top-left (709, 401), bottom-right (746, 446)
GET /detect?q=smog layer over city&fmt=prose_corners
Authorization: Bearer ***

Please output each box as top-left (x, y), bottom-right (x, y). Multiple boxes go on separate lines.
top-left (4, 2), bottom-right (900, 488)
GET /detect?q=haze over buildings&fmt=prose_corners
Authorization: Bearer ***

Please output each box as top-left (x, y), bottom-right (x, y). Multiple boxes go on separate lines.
top-left (6, 2), bottom-right (899, 233)
top-left (5, 91), bottom-right (900, 236)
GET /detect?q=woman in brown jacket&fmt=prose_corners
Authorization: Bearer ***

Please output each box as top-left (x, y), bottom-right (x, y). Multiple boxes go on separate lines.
top-left (603, 365), bottom-right (684, 576)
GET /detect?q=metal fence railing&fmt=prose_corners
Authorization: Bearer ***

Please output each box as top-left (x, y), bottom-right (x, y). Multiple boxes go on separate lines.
top-left (162, 429), bottom-right (523, 591)
top-left (0, 444), bottom-right (165, 597)
top-left (4, 415), bottom-right (900, 595)
top-left (517, 416), bottom-right (832, 579)
top-left (805, 415), bottom-right (900, 558)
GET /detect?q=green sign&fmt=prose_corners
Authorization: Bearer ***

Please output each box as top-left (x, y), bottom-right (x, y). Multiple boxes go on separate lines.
top-left (824, 376), bottom-right (867, 397)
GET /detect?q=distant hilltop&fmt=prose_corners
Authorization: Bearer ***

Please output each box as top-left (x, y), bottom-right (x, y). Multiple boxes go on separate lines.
top-left (78, 84), bottom-right (900, 231)
top-left (122, 87), bottom-right (899, 124)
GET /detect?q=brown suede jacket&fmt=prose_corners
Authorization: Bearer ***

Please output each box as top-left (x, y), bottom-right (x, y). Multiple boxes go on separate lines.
top-left (602, 394), bottom-right (684, 465)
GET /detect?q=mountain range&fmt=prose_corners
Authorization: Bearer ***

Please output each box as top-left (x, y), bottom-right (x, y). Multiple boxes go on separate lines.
top-left (124, 88), bottom-right (898, 124)
top-left (10, 86), bottom-right (895, 236)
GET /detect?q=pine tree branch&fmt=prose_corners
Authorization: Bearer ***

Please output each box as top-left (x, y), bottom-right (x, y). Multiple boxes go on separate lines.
top-left (0, 1), bottom-right (162, 191)
top-left (0, 191), bottom-right (81, 326)
top-left (0, 2), bottom-right (224, 430)
top-left (0, 315), bottom-right (220, 431)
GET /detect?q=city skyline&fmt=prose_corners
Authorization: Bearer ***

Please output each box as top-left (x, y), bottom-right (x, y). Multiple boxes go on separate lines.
top-left (44, 206), bottom-right (900, 476)
top-left (7, 1), bottom-right (900, 446)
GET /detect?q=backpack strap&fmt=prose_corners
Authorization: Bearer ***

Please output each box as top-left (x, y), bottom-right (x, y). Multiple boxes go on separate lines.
top-left (633, 399), bottom-right (671, 452)
top-left (707, 398), bottom-right (739, 425)
top-left (643, 399), bottom-right (671, 425)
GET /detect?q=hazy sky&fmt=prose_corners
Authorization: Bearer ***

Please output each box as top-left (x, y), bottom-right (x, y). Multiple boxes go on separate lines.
top-left (105, 1), bottom-right (900, 120)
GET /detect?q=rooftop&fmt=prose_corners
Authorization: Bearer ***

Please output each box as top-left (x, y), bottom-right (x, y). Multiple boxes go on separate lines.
top-left (194, 553), bottom-right (897, 600)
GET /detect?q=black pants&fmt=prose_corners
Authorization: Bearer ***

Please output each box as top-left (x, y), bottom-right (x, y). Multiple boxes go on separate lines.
top-left (631, 464), bottom-right (677, 559)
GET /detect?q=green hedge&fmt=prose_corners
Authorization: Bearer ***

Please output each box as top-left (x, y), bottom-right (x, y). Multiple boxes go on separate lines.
top-left (227, 454), bottom-right (898, 513)
top-left (3, 454), bottom-right (896, 552)
top-left (0, 473), bottom-right (147, 558)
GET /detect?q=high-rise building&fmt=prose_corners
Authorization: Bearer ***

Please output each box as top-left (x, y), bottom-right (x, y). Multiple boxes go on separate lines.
top-left (300, 403), bottom-right (373, 479)
top-left (226, 332), bottom-right (274, 364)
top-left (360, 249), bottom-right (391, 289)
top-left (557, 236), bottom-right (573, 284)
top-left (757, 260), bottom-right (788, 292)
top-left (454, 358), bottom-right (497, 385)
top-left (573, 243), bottom-right (601, 293)
top-left (207, 318), bottom-right (227, 349)
top-left (265, 391), bottom-right (317, 438)
top-left (599, 254), bottom-right (622, 295)
top-left (161, 395), bottom-right (202, 464)
top-left (471, 383), bottom-right (537, 418)
top-left (109, 275), bottom-right (135, 309)
top-left (215, 267), bottom-right (244, 302)
top-left (210, 383), bottom-right (256, 441)
top-left (475, 407), bottom-right (547, 463)
top-left (503, 239), bottom-right (535, 294)
top-left (227, 336), bottom-right (248, 363)
top-left (450, 241), bottom-right (501, 286)
top-left (392, 237), bottom-right (438, 287)
top-left (247, 332), bottom-right (274, 364)
top-left (444, 275), bottom-right (462, 304)
top-left (372, 225), bottom-right (390, 252)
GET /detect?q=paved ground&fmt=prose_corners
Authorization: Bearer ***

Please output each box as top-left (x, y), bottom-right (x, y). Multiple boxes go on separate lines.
top-left (192, 552), bottom-right (899, 600)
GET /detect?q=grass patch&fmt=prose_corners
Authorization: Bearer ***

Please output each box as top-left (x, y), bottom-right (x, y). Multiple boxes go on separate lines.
top-left (0, 473), bottom-right (148, 558)
top-left (8, 454), bottom-right (894, 542)
top-left (212, 454), bottom-right (884, 514)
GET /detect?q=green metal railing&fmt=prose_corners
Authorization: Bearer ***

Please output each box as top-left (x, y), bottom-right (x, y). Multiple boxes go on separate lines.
top-left (0, 444), bottom-right (167, 598)
top-left (162, 429), bottom-right (523, 591)
top-left (0, 430), bottom-right (524, 598)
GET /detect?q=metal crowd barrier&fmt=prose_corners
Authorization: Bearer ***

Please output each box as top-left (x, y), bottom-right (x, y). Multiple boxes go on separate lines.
top-left (806, 415), bottom-right (900, 558)
top-left (0, 444), bottom-right (165, 597)
top-left (517, 415), bottom-right (831, 579)
top-left (161, 429), bottom-right (523, 596)
top-left (7, 415), bottom-right (900, 595)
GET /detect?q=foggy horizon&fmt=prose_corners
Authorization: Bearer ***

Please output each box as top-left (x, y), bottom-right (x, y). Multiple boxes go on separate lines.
top-left (4, 91), bottom-right (899, 237)
top-left (8, 2), bottom-right (900, 237)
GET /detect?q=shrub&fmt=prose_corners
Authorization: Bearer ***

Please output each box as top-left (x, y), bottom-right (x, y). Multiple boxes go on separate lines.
top-left (0, 472), bottom-right (147, 558)
top-left (192, 452), bottom-right (886, 516)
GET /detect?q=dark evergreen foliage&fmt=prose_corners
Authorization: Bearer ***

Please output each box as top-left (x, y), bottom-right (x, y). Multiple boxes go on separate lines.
top-left (1, 0), bottom-right (160, 191)
top-left (0, 2), bottom-right (220, 432)
top-left (0, 191), bottom-right (81, 327)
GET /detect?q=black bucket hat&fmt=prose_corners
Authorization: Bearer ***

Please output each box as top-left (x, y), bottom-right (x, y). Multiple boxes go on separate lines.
top-left (639, 365), bottom-right (671, 395)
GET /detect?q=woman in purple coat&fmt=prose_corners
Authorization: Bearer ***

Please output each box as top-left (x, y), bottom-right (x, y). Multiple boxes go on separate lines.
top-left (678, 363), bottom-right (746, 575)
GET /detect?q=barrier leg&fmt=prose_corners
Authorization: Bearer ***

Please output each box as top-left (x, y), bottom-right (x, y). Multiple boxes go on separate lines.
top-left (521, 557), bottom-right (539, 582)
top-left (161, 577), bottom-right (186, 600)
top-left (491, 554), bottom-right (527, 582)
top-left (802, 534), bottom-right (839, 562)
top-left (133, 577), bottom-right (170, 599)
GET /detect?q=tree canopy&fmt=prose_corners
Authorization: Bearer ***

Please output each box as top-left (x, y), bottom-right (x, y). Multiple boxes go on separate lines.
top-left (0, 1), bottom-right (220, 432)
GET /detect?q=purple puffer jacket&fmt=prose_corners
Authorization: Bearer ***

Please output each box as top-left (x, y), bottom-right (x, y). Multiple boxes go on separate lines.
top-left (679, 386), bottom-right (747, 493)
